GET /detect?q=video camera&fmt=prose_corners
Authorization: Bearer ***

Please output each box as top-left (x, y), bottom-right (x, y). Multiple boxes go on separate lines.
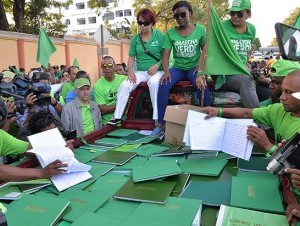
top-left (267, 133), bottom-right (300, 175)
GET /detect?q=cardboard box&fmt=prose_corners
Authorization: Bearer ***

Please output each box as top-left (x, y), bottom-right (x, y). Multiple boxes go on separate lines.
top-left (164, 105), bottom-right (201, 145)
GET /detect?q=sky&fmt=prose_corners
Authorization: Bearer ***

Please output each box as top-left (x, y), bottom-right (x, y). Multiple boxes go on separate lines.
top-left (229, 0), bottom-right (300, 46)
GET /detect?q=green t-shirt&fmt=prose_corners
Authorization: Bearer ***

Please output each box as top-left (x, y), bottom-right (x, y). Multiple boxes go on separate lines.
top-left (163, 24), bottom-right (206, 70)
top-left (0, 130), bottom-right (29, 156)
top-left (129, 29), bottom-right (164, 71)
top-left (61, 81), bottom-right (76, 101)
top-left (253, 103), bottom-right (300, 143)
top-left (94, 74), bottom-right (126, 125)
top-left (222, 20), bottom-right (256, 66)
top-left (81, 104), bottom-right (94, 135)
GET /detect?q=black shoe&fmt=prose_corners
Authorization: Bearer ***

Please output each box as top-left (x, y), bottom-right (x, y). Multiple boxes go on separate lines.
top-left (107, 118), bottom-right (121, 125)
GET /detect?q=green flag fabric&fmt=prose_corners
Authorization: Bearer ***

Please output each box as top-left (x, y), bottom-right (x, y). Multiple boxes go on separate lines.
top-left (206, 4), bottom-right (250, 76)
top-left (73, 58), bottom-right (80, 69)
top-left (37, 28), bottom-right (57, 68)
top-left (294, 13), bottom-right (300, 29)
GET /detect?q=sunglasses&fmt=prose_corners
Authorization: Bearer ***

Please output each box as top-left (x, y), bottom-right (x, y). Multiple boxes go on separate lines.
top-left (137, 21), bottom-right (151, 26)
top-left (173, 12), bottom-right (187, 19)
top-left (101, 63), bottom-right (114, 69)
top-left (229, 11), bottom-right (244, 18)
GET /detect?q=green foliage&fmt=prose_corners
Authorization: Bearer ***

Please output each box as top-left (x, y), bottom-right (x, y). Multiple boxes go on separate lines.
top-left (251, 38), bottom-right (261, 51)
top-left (283, 7), bottom-right (300, 26)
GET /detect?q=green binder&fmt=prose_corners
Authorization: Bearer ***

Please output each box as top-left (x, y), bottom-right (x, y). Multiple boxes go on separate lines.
top-left (113, 179), bottom-right (176, 204)
top-left (6, 194), bottom-right (70, 226)
top-left (92, 150), bottom-right (137, 165)
top-left (230, 176), bottom-right (284, 213)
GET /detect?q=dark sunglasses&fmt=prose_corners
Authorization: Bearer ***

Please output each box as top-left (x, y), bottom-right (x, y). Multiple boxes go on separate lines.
top-left (137, 21), bottom-right (151, 26)
top-left (173, 12), bottom-right (187, 19)
top-left (229, 11), bottom-right (244, 18)
top-left (101, 63), bottom-right (114, 69)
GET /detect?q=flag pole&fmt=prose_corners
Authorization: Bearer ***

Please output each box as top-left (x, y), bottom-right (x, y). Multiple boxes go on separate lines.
top-left (200, 0), bottom-right (212, 107)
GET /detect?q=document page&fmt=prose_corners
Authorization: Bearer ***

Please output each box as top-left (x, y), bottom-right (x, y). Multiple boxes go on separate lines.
top-left (28, 128), bottom-right (66, 149)
top-left (222, 119), bottom-right (255, 160)
top-left (187, 111), bottom-right (226, 151)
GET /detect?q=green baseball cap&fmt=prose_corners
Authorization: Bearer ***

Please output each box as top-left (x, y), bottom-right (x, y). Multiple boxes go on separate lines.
top-left (2, 71), bottom-right (15, 79)
top-left (229, 0), bottom-right (251, 11)
top-left (75, 78), bottom-right (90, 88)
top-left (270, 59), bottom-right (300, 77)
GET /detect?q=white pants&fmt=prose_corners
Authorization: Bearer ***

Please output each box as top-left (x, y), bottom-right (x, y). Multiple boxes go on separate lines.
top-left (114, 70), bottom-right (163, 120)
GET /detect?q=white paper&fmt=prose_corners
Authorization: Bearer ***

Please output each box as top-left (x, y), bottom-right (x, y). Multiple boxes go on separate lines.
top-left (28, 128), bottom-right (66, 149)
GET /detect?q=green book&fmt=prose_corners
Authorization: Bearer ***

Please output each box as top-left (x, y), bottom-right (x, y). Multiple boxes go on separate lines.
top-left (111, 143), bottom-right (142, 152)
top-left (230, 175), bottom-right (284, 213)
top-left (18, 183), bottom-right (50, 193)
top-left (6, 194), bottom-right (70, 226)
top-left (201, 207), bottom-right (219, 226)
top-left (94, 137), bottom-right (127, 146)
top-left (74, 148), bottom-right (105, 163)
top-left (151, 148), bottom-right (192, 156)
top-left (72, 211), bottom-right (122, 226)
top-left (216, 205), bottom-right (288, 226)
top-left (132, 158), bottom-right (182, 182)
top-left (180, 181), bottom-right (231, 206)
top-left (128, 144), bottom-right (169, 157)
top-left (58, 189), bottom-right (108, 222)
top-left (107, 129), bottom-right (138, 138)
top-left (114, 156), bottom-right (147, 170)
top-left (113, 179), bottom-right (176, 204)
top-left (164, 173), bottom-right (190, 194)
top-left (122, 197), bottom-right (202, 226)
top-left (179, 159), bottom-right (228, 176)
top-left (238, 156), bottom-right (269, 172)
top-left (92, 150), bottom-right (137, 165)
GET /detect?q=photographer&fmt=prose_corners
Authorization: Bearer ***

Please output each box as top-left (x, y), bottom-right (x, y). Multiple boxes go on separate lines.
top-left (16, 72), bottom-right (62, 127)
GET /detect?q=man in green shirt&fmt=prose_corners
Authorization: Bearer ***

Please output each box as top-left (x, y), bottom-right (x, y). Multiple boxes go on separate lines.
top-left (201, 69), bottom-right (300, 156)
top-left (61, 66), bottom-right (79, 101)
top-left (94, 56), bottom-right (126, 125)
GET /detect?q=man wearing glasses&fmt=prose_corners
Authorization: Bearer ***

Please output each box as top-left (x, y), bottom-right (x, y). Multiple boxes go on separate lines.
top-left (94, 56), bottom-right (126, 125)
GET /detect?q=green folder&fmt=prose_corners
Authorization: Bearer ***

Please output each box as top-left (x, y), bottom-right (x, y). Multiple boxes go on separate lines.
top-left (179, 159), bottom-right (228, 176)
top-left (107, 129), bottom-right (138, 138)
top-left (230, 176), bottom-right (284, 214)
top-left (94, 137), bottom-right (127, 146)
top-left (164, 173), bottom-right (190, 195)
top-left (238, 156), bottom-right (269, 172)
top-left (114, 156), bottom-right (147, 170)
top-left (95, 198), bottom-right (140, 221)
top-left (59, 189), bottom-right (108, 222)
top-left (6, 194), bottom-right (70, 226)
top-left (74, 148), bottom-right (105, 163)
top-left (132, 158), bottom-right (182, 182)
top-left (128, 144), bottom-right (169, 157)
top-left (92, 150), bottom-right (137, 165)
top-left (180, 181), bottom-right (231, 206)
top-left (216, 204), bottom-right (288, 226)
top-left (122, 197), bottom-right (202, 226)
top-left (71, 211), bottom-right (122, 226)
top-left (110, 143), bottom-right (142, 152)
top-left (113, 179), bottom-right (176, 204)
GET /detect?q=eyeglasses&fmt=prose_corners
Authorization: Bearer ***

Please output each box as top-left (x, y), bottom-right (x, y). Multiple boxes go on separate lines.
top-left (229, 11), bottom-right (244, 18)
top-left (173, 12), bottom-right (187, 19)
top-left (101, 63), bottom-right (114, 69)
top-left (137, 21), bottom-right (151, 26)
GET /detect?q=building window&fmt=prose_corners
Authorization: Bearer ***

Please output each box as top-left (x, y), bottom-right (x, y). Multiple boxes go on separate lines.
top-left (76, 2), bottom-right (85, 9)
top-left (88, 17), bottom-right (96, 24)
top-left (77, 18), bottom-right (86, 25)
top-left (103, 12), bottom-right (114, 21)
top-left (124, 9), bottom-right (132, 16)
top-left (65, 19), bottom-right (70, 25)
top-left (64, 5), bottom-right (69, 10)
top-left (115, 10), bottom-right (123, 17)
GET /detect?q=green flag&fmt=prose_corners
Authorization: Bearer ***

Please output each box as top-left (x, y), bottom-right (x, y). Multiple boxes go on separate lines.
top-left (73, 58), bottom-right (80, 69)
top-left (206, 4), bottom-right (250, 76)
top-left (37, 28), bottom-right (56, 68)
top-left (294, 13), bottom-right (300, 29)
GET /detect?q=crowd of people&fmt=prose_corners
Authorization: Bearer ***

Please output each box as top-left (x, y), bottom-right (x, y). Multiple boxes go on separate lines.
top-left (1, 0), bottom-right (300, 222)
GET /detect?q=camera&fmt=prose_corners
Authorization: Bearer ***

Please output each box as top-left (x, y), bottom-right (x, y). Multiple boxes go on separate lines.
top-left (267, 133), bottom-right (300, 175)
top-left (59, 129), bottom-right (77, 140)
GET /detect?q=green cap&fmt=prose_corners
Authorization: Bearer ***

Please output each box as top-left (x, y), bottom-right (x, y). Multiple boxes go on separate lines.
top-left (75, 78), bottom-right (90, 88)
top-left (270, 59), bottom-right (300, 77)
top-left (229, 0), bottom-right (251, 11)
top-left (2, 71), bottom-right (15, 79)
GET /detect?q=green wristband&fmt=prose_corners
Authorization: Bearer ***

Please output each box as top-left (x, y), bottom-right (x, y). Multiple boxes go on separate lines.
top-left (217, 108), bottom-right (222, 117)
top-left (265, 145), bottom-right (277, 157)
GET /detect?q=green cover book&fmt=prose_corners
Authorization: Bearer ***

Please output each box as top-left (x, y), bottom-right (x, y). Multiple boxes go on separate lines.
top-left (94, 137), bottom-right (127, 146)
top-left (164, 173), bottom-right (190, 194)
top-left (128, 144), bottom-right (169, 157)
top-left (113, 179), bottom-right (176, 204)
top-left (59, 189), bottom-right (108, 222)
top-left (114, 156), bottom-right (147, 170)
top-left (132, 158), bottom-right (182, 182)
top-left (179, 159), bottom-right (228, 176)
top-left (122, 197), bottom-right (202, 226)
top-left (238, 156), bottom-right (270, 172)
top-left (74, 148), bottom-right (105, 163)
top-left (216, 205), bottom-right (288, 226)
top-left (180, 181), bottom-right (231, 206)
top-left (6, 194), bottom-right (70, 226)
top-left (72, 211), bottom-right (122, 226)
top-left (230, 176), bottom-right (284, 213)
top-left (92, 150), bottom-right (137, 165)
top-left (107, 129), bottom-right (138, 138)
top-left (151, 148), bottom-right (192, 156)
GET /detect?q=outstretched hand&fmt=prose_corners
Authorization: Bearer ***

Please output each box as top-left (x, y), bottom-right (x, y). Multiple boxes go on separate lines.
top-left (40, 159), bottom-right (67, 178)
top-left (246, 125), bottom-right (273, 152)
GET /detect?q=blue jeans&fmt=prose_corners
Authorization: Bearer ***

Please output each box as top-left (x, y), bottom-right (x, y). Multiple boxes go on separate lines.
top-left (157, 67), bottom-right (210, 123)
